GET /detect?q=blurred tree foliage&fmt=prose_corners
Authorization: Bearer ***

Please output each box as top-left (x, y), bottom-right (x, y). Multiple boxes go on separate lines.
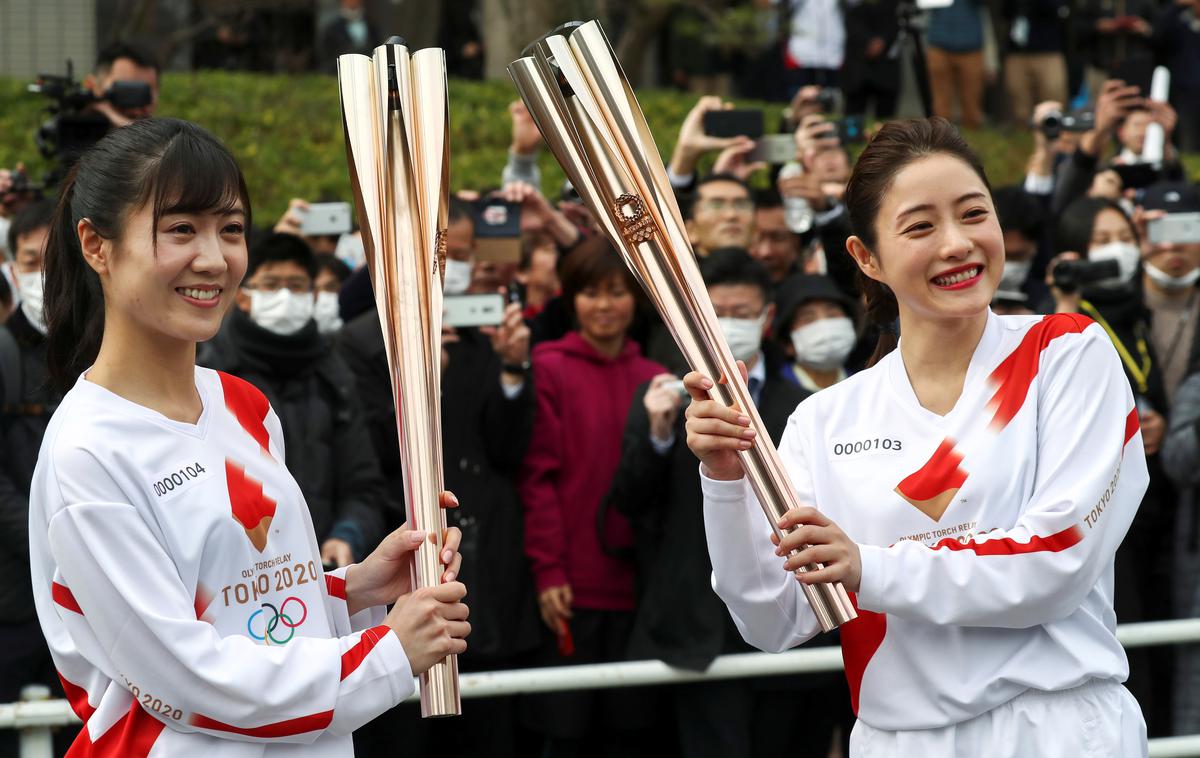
top-left (1, 73), bottom-right (1196, 224)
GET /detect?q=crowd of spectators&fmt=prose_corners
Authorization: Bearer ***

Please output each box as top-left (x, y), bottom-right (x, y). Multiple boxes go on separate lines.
top-left (0, 20), bottom-right (1198, 757)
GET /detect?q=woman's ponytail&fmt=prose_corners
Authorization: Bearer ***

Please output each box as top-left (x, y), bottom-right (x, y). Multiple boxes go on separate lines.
top-left (43, 170), bottom-right (105, 390)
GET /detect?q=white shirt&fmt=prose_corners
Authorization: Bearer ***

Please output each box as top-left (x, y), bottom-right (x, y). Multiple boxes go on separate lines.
top-left (786, 0), bottom-right (846, 70)
top-left (30, 368), bottom-right (413, 756)
top-left (703, 311), bottom-right (1147, 730)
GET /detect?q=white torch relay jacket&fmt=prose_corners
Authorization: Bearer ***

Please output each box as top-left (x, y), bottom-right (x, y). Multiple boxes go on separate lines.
top-left (703, 311), bottom-right (1149, 731)
top-left (29, 367), bottom-right (415, 757)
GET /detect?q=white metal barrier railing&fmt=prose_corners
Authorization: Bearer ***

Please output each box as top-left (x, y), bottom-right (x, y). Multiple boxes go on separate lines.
top-left (4, 617), bottom-right (1200, 757)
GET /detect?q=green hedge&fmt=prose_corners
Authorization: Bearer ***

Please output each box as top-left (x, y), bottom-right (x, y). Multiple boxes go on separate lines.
top-left (1, 72), bottom-right (1196, 223)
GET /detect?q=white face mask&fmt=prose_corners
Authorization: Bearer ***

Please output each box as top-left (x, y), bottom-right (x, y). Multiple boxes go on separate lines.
top-left (443, 259), bottom-right (473, 295)
top-left (1144, 262), bottom-right (1200, 291)
top-left (15, 270), bottom-right (47, 335)
top-left (999, 259), bottom-right (1032, 290)
top-left (313, 291), bottom-right (343, 334)
top-left (1087, 241), bottom-right (1142, 287)
top-left (791, 316), bottom-right (856, 371)
top-left (249, 289), bottom-right (314, 336)
top-left (718, 314), bottom-right (767, 363)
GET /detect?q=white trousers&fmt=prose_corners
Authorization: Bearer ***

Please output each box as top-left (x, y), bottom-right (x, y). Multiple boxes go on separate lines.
top-left (850, 680), bottom-right (1147, 758)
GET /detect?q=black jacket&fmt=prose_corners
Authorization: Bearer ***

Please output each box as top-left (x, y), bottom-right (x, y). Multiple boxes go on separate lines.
top-left (198, 310), bottom-right (387, 560)
top-left (337, 312), bottom-right (541, 663)
top-left (841, 0), bottom-right (902, 94)
top-left (610, 362), bottom-right (825, 670)
top-left (0, 308), bottom-right (58, 621)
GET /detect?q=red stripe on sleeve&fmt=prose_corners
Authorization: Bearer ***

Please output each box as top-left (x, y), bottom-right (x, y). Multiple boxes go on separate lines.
top-left (325, 574), bottom-right (347, 600)
top-left (986, 313), bottom-right (1093, 431)
top-left (56, 672), bottom-right (95, 723)
top-left (341, 625), bottom-right (391, 681)
top-left (1124, 408), bottom-right (1140, 446)
top-left (67, 700), bottom-right (165, 757)
top-left (930, 524), bottom-right (1084, 555)
top-left (53, 582), bottom-right (84, 615)
top-left (188, 709), bottom-right (333, 739)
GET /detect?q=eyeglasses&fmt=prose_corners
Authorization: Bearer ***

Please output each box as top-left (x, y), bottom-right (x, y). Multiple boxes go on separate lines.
top-left (698, 198), bottom-right (754, 213)
top-left (247, 277), bottom-right (312, 294)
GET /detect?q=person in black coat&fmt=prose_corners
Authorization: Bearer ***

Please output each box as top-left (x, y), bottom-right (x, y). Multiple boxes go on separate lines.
top-left (609, 249), bottom-right (851, 758)
top-left (841, 0), bottom-right (902, 118)
top-left (0, 200), bottom-right (71, 756)
top-left (198, 233), bottom-right (387, 567)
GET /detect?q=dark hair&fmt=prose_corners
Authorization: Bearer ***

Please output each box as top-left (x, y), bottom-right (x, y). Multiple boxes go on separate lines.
top-left (44, 117), bottom-right (251, 388)
top-left (683, 172), bottom-right (753, 220)
top-left (991, 185), bottom-right (1043, 241)
top-left (699, 247), bottom-right (772, 299)
top-left (7, 199), bottom-right (56, 254)
top-left (1055, 196), bottom-right (1138, 257)
top-left (96, 42), bottom-right (161, 77)
top-left (753, 187), bottom-right (784, 210)
top-left (843, 117), bottom-right (991, 367)
top-left (315, 253), bottom-right (352, 285)
top-left (448, 197), bottom-right (475, 230)
top-left (519, 229), bottom-right (556, 271)
top-left (558, 236), bottom-right (639, 324)
top-left (247, 232), bottom-right (317, 281)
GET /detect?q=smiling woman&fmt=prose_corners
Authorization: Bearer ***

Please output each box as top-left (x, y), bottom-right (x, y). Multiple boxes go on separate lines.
top-left (685, 118), bottom-right (1151, 757)
top-left (28, 118), bottom-right (469, 757)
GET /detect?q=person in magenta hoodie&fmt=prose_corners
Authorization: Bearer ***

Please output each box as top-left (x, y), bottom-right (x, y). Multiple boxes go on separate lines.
top-left (518, 237), bottom-right (667, 756)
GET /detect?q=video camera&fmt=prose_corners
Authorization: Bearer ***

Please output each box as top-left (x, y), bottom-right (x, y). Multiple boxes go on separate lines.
top-left (1036, 109), bottom-right (1095, 140)
top-left (27, 60), bottom-right (153, 182)
top-left (1051, 258), bottom-right (1119, 294)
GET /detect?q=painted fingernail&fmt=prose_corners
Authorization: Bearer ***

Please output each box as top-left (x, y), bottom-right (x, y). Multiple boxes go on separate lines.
top-left (741, 428), bottom-right (756, 439)
top-left (409, 530), bottom-right (426, 543)
top-left (738, 439), bottom-right (752, 449)
top-left (443, 550), bottom-right (453, 563)
top-left (444, 572), bottom-right (456, 583)
top-left (736, 415), bottom-right (751, 426)
top-left (701, 378), bottom-right (713, 389)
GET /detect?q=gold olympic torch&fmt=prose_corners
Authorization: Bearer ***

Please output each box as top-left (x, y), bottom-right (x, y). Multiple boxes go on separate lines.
top-left (508, 22), bottom-right (856, 632)
top-left (338, 40), bottom-right (460, 716)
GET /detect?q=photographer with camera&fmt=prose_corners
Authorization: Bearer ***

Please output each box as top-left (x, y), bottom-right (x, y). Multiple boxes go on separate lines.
top-left (1047, 194), bottom-right (1176, 734)
top-left (84, 42), bottom-right (159, 128)
top-left (1050, 78), bottom-right (1143, 215)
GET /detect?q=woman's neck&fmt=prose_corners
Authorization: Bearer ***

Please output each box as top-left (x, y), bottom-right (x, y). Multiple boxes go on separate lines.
top-left (580, 331), bottom-right (624, 359)
top-left (87, 311), bottom-right (203, 424)
top-left (797, 364), bottom-right (841, 389)
top-left (897, 309), bottom-right (988, 415)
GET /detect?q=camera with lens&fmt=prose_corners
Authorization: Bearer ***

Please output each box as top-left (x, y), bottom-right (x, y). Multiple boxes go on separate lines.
top-left (1036, 109), bottom-right (1096, 140)
top-left (1051, 258), bottom-right (1119, 294)
top-left (27, 61), bottom-right (153, 183)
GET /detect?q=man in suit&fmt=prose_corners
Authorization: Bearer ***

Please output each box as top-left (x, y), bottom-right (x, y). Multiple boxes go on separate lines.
top-left (609, 248), bottom-right (851, 758)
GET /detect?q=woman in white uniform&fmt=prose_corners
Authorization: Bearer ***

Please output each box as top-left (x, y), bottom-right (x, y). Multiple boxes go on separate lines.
top-left (30, 118), bottom-right (469, 757)
top-left (684, 118), bottom-right (1149, 757)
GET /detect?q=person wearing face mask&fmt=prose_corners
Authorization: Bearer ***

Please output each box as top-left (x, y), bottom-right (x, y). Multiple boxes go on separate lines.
top-left (608, 248), bottom-right (849, 758)
top-left (198, 232), bottom-right (388, 573)
top-left (1137, 183), bottom-right (1200, 405)
top-left (314, 253), bottom-right (351, 335)
top-left (1049, 195), bottom-right (1176, 736)
top-left (991, 185), bottom-right (1052, 311)
top-left (773, 274), bottom-right (860, 392)
top-left (0, 199), bottom-right (69, 757)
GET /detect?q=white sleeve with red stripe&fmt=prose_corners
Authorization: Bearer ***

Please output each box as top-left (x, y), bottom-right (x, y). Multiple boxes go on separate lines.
top-left (856, 326), bottom-right (1148, 628)
top-left (323, 566), bottom-right (388, 636)
top-left (47, 501), bottom-right (415, 743)
top-left (701, 435), bottom-right (824, 654)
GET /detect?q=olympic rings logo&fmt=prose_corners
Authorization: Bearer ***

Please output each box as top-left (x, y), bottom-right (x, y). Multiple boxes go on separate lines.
top-left (246, 597), bottom-right (307, 645)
